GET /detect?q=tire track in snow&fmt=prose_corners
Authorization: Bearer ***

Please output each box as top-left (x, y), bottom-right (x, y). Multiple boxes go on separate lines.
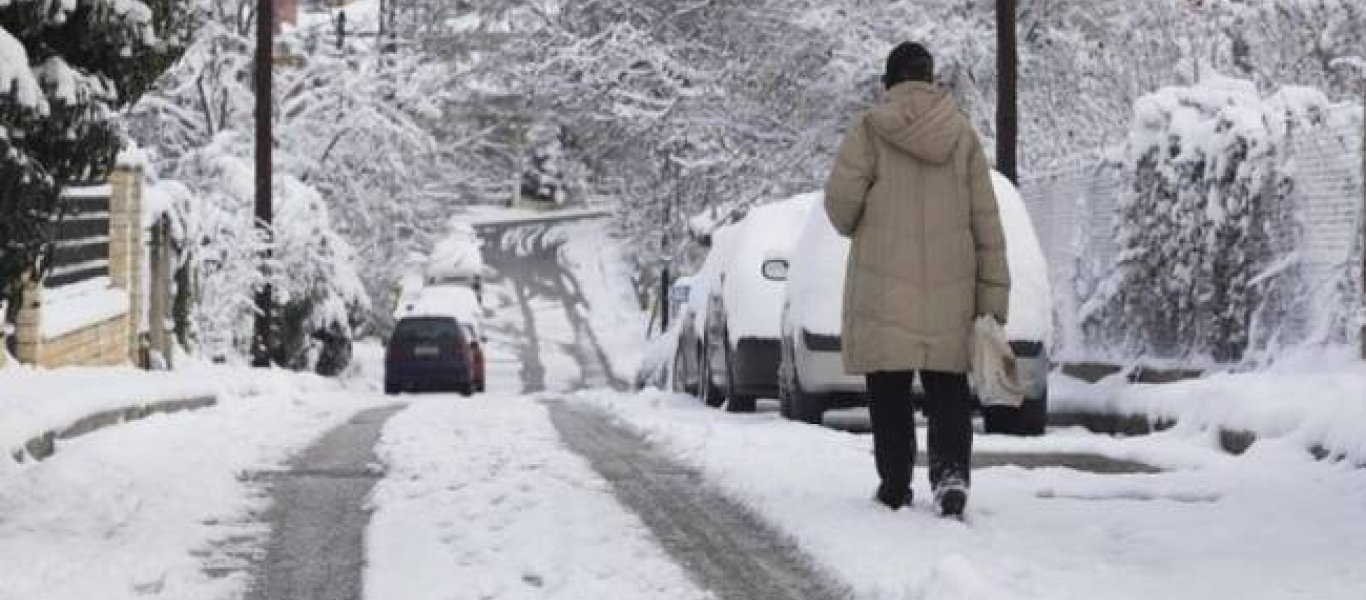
top-left (547, 401), bottom-right (852, 600)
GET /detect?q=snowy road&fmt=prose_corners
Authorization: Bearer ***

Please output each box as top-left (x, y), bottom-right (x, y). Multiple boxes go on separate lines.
top-left (7, 216), bottom-right (1366, 600)
top-left (247, 405), bottom-right (403, 600)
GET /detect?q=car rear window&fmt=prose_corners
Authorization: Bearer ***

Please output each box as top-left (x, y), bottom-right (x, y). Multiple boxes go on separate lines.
top-left (392, 317), bottom-right (466, 344)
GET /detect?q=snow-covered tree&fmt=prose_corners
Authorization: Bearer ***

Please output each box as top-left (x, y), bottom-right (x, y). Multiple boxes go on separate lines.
top-left (0, 0), bottom-right (190, 301)
top-left (125, 0), bottom-right (444, 367)
top-left (1083, 77), bottom-right (1332, 362)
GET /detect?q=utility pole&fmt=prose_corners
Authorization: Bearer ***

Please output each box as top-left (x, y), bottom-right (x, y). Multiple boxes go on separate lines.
top-left (996, 0), bottom-right (1018, 184)
top-left (251, 0), bottom-right (275, 368)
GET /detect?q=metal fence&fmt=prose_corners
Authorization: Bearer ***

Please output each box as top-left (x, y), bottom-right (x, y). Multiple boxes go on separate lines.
top-left (47, 185), bottom-right (113, 289)
top-left (1019, 104), bottom-right (1364, 363)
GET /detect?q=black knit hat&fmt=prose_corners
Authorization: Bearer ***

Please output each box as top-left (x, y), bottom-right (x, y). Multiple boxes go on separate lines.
top-left (883, 42), bottom-right (934, 89)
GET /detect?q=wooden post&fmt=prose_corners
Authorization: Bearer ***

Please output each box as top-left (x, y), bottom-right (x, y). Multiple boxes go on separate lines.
top-left (252, 0), bottom-right (275, 368)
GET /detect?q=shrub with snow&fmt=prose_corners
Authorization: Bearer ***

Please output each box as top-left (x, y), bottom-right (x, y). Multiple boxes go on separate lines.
top-left (1084, 77), bottom-right (1332, 363)
top-left (170, 133), bottom-right (368, 371)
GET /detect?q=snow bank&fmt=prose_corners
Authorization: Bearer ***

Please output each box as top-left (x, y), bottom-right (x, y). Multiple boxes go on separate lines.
top-left (1051, 351), bottom-right (1366, 464)
top-left (571, 390), bottom-right (1366, 600)
top-left (39, 278), bottom-right (131, 340)
top-left (0, 362), bottom-right (348, 464)
top-left (366, 397), bottom-right (710, 600)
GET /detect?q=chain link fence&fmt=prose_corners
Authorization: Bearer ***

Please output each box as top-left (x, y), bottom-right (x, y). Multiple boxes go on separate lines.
top-left (1019, 104), bottom-right (1364, 364)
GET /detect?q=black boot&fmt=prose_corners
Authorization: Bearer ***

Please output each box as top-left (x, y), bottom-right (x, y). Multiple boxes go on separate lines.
top-left (875, 483), bottom-right (912, 510)
top-left (933, 475), bottom-right (967, 518)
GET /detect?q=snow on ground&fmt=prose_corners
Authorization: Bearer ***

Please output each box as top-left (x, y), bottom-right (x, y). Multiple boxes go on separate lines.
top-left (555, 219), bottom-right (648, 382)
top-left (571, 389), bottom-right (1366, 600)
top-left (0, 361), bottom-right (350, 460)
top-left (365, 396), bottom-right (712, 600)
top-left (1051, 348), bottom-right (1366, 465)
top-left (0, 372), bottom-right (387, 600)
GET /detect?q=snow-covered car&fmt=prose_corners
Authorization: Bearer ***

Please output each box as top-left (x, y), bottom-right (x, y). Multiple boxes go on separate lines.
top-left (675, 195), bottom-right (816, 412)
top-left (424, 221), bottom-right (487, 300)
top-left (778, 173), bottom-right (1053, 434)
top-left (395, 285), bottom-right (488, 393)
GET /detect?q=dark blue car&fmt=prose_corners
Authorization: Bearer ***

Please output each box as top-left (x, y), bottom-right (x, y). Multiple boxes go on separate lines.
top-left (385, 316), bottom-right (475, 396)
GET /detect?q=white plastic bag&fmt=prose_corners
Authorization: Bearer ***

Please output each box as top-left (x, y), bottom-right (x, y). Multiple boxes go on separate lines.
top-left (970, 316), bottom-right (1025, 408)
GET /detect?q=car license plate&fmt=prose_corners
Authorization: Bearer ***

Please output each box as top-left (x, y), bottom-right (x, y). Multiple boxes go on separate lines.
top-left (413, 346), bottom-right (439, 358)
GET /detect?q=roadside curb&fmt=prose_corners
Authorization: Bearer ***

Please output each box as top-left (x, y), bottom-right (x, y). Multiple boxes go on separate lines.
top-left (1050, 411), bottom-right (1334, 461)
top-left (9, 395), bottom-right (218, 464)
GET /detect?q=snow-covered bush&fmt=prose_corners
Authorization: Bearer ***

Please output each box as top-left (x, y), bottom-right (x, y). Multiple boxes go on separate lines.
top-left (170, 133), bottom-right (368, 368)
top-left (1083, 77), bottom-right (1332, 363)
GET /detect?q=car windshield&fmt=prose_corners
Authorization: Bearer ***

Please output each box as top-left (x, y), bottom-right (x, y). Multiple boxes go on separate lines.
top-left (392, 318), bottom-right (464, 344)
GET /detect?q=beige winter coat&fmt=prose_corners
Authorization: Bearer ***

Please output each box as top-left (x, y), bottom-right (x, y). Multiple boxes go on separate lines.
top-left (825, 81), bottom-right (1010, 375)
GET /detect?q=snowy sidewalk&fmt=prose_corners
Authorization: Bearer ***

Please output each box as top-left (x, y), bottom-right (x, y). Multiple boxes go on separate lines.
top-left (365, 396), bottom-right (712, 600)
top-left (0, 378), bottom-right (386, 600)
top-left (0, 363), bottom-right (348, 463)
top-left (573, 389), bottom-right (1366, 600)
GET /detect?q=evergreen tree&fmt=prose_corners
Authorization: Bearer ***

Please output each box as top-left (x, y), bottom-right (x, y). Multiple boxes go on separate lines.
top-left (0, 0), bottom-right (190, 300)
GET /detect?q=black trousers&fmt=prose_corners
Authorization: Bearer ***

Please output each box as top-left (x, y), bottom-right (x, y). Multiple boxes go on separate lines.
top-left (866, 370), bottom-right (973, 492)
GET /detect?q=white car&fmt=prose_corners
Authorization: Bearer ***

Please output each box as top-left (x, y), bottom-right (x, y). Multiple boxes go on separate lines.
top-left (674, 195), bottom-right (815, 412)
top-left (778, 172), bottom-right (1053, 434)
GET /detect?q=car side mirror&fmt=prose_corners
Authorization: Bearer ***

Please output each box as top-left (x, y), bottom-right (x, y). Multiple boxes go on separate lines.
top-left (762, 258), bottom-right (790, 281)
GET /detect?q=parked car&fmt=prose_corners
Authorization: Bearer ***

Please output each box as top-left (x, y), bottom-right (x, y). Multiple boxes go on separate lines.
top-left (634, 276), bottom-right (695, 391)
top-left (385, 315), bottom-right (477, 396)
top-left (778, 173), bottom-right (1053, 435)
top-left (392, 285), bottom-right (488, 394)
top-left (674, 195), bottom-right (816, 412)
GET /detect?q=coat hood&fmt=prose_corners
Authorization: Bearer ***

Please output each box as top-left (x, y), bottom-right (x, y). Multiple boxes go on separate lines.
top-left (866, 82), bottom-right (965, 165)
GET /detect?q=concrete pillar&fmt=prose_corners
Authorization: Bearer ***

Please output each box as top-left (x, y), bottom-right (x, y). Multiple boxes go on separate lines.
top-left (148, 216), bottom-right (173, 367)
top-left (14, 279), bottom-right (42, 364)
top-left (110, 166), bottom-right (144, 364)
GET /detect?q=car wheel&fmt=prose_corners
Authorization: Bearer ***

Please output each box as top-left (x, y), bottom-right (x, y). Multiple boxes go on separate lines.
top-left (475, 379), bottom-right (486, 394)
top-left (384, 381), bottom-right (400, 396)
top-left (778, 339), bottom-right (824, 424)
top-left (1018, 392), bottom-right (1048, 436)
top-left (724, 339), bottom-right (756, 413)
top-left (458, 382), bottom-right (474, 397)
top-left (700, 338), bottom-right (725, 408)
top-left (787, 371), bottom-right (823, 425)
top-left (982, 392), bottom-right (1048, 436)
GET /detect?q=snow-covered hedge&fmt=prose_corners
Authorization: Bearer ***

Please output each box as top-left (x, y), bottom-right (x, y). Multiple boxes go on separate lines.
top-left (1083, 77), bottom-right (1335, 363)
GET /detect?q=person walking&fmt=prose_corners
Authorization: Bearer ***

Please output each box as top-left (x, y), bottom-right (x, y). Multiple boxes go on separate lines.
top-left (824, 42), bottom-right (1010, 517)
